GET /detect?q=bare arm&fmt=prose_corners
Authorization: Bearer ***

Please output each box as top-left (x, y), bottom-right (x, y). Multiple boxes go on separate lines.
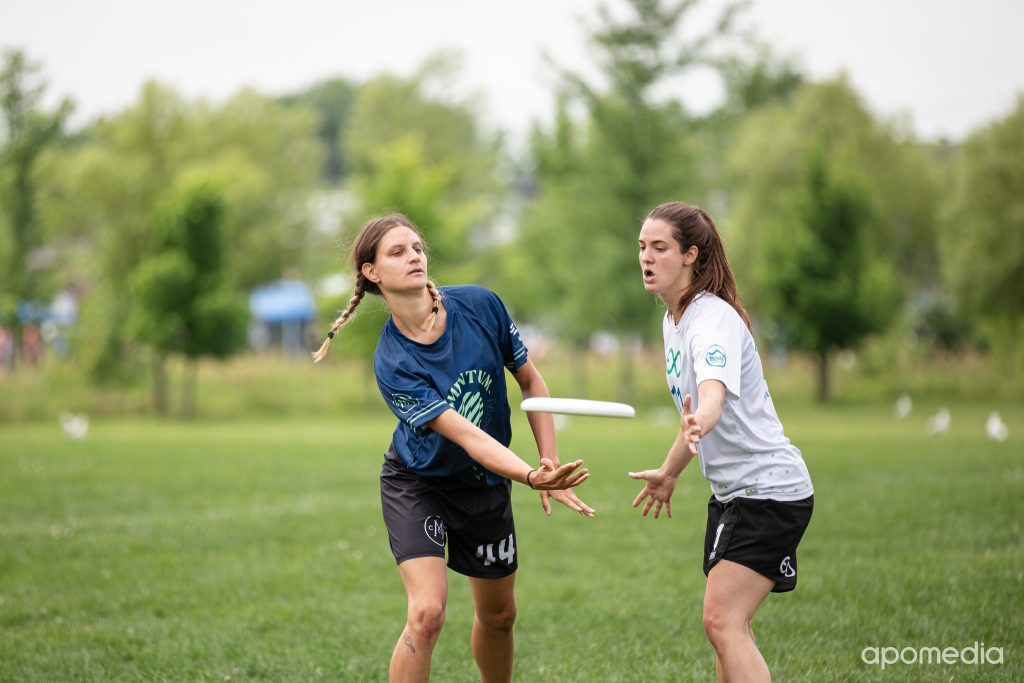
top-left (427, 408), bottom-right (588, 490)
top-left (628, 380), bottom-right (728, 518)
top-left (511, 358), bottom-right (595, 517)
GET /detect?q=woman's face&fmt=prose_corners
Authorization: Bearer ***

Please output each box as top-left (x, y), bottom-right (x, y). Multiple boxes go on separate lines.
top-left (638, 217), bottom-right (690, 296)
top-left (363, 225), bottom-right (428, 293)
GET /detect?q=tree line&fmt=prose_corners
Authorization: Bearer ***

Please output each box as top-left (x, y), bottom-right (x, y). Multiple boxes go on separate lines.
top-left (1, 0), bottom-right (1021, 409)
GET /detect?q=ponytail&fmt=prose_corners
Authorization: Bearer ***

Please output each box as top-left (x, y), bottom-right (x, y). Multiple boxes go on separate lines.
top-left (311, 277), bottom-right (367, 363)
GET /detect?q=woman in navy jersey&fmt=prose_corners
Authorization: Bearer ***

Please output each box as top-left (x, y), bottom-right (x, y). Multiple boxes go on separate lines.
top-left (313, 213), bottom-right (592, 682)
top-left (630, 201), bottom-right (813, 683)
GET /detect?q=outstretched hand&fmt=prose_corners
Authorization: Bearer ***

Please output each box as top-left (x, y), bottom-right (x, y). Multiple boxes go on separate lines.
top-left (529, 458), bottom-right (589, 491)
top-left (627, 468), bottom-right (678, 518)
top-left (540, 488), bottom-right (595, 518)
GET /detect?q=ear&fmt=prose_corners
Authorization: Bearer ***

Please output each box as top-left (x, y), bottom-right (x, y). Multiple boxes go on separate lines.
top-left (682, 245), bottom-right (699, 266)
top-left (361, 262), bottom-right (380, 284)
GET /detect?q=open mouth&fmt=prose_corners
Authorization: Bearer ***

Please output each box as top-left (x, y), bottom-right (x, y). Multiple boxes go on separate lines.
top-left (643, 268), bottom-right (655, 281)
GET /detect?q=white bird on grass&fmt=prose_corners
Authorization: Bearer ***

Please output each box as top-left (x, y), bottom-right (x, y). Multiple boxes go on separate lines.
top-left (927, 408), bottom-right (950, 435)
top-left (986, 412), bottom-right (1009, 442)
top-left (60, 412), bottom-right (89, 440)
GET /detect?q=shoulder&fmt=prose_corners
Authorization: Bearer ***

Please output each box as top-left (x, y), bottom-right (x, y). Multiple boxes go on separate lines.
top-left (687, 294), bottom-right (747, 337)
top-left (442, 284), bottom-right (500, 306)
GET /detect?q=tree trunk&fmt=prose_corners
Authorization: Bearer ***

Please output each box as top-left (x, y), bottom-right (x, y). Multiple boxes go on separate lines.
top-left (816, 351), bottom-right (831, 403)
top-left (153, 354), bottom-right (168, 415)
top-left (182, 358), bottom-right (198, 418)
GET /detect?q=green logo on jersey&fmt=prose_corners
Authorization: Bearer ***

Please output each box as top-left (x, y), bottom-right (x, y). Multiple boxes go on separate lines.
top-left (666, 348), bottom-right (682, 378)
top-left (447, 369), bottom-right (495, 427)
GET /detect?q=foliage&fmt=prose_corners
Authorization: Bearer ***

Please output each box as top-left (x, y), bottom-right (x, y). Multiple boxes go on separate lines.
top-left (515, 0), bottom-right (750, 348)
top-left (343, 54), bottom-right (505, 285)
top-left (0, 49), bottom-right (70, 335)
top-left (33, 82), bottom-right (322, 381)
top-left (125, 182), bottom-right (248, 414)
top-left (939, 96), bottom-right (1024, 362)
top-left (278, 77), bottom-right (359, 184)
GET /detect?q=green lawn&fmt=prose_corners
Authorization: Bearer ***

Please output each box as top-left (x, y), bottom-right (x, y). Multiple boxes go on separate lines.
top-left (1, 401), bottom-right (1021, 681)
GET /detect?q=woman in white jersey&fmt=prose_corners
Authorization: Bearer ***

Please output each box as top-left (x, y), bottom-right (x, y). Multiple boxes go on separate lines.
top-left (630, 201), bottom-right (813, 683)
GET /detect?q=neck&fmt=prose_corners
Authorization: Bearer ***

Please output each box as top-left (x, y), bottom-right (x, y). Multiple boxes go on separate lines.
top-left (660, 273), bottom-right (692, 324)
top-left (386, 288), bottom-right (441, 339)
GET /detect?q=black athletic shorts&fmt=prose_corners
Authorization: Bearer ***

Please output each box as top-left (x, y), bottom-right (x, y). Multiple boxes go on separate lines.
top-left (703, 494), bottom-right (813, 593)
top-left (380, 447), bottom-right (518, 579)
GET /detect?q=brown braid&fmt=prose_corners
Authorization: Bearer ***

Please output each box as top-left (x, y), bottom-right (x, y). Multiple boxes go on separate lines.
top-left (423, 279), bottom-right (443, 332)
top-left (311, 277), bottom-right (367, 363)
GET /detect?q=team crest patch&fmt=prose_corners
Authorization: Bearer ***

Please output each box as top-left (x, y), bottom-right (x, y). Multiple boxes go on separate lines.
top-left (424, 516), bottom-right (447, 547)
top-left (391, 393), bottom-right (418, 413)
top-left (705, 345), bottom-right (727, 368)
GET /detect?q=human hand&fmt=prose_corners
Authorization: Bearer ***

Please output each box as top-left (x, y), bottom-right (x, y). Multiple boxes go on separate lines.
top-left (540, 488), bottom-right (595, 518)
top-left (627, 468), bottom-right (678, 518)
top-left (529, 458), bottom-right (588, 491)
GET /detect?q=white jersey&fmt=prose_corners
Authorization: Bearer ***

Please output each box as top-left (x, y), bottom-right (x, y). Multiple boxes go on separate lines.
top-left (663, 293), bottom-right (813, 503)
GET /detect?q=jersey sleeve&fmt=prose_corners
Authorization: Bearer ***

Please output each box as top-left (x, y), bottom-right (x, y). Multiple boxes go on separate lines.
top-left (688, 306), bottom-right (743, 399)
top-left (375, 357), bottom-right (450, 429)
top-left (486, 289), bottom-right (528, 373)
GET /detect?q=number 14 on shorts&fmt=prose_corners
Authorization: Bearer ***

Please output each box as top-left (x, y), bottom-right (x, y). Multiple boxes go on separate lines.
top-left (477, 533), bottom-right (515, 566)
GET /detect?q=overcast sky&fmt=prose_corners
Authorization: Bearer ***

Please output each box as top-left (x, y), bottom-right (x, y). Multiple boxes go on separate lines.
top-left (4, 0), bottom-right (1023, 143)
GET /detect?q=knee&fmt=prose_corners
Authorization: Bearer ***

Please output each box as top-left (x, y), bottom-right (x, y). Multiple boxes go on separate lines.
top-left (408, 601), bottom-right (446, 643)
top-left (477, 604), bottom-right (517, 633)
top-left (702, 606), bottom-right (744, 650)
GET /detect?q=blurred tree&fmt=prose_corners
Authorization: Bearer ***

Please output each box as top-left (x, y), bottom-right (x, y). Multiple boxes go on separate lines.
top-left (278, 77), bottom-right (358, 184)
top-left (35, 82), bottom-right (321, 381)
top-left (727, 79), bottom-right (920, 400)
top-left (343, 54), bottom-right (505, 284)
top-left (939, 96), bottom-right (1024, 363)
top-left (0, 49), bottom-right (71, 368)
top-left (758, 146), bottom-right (901, 401)
top-left (127, 182), bottom-right (248, 415)
top-left (515, 0), bottom-right (747, 399)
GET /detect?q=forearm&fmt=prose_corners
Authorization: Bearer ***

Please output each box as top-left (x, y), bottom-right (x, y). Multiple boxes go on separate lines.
top-left (428, 409), bottom-right (534, 485)
top-left (660, 429), bottom-right (696, 478)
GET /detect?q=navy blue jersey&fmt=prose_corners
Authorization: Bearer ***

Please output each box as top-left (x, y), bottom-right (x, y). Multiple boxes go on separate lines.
top-left (374, 285), bottom-right (528, 487)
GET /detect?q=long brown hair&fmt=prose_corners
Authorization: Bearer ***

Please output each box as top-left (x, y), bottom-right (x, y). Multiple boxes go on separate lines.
top-left (312, 213), bottom-right (442, 362)
top-left (647, 202), bottom-right (751, 330)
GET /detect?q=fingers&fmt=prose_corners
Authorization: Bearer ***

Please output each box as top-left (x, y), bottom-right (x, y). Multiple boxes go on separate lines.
top-left (632, 487), bottom-right (648, 508)
top-left (540, 490), bottom-right (551, 516)
top-left (682, 393), bottom-right (692, 416)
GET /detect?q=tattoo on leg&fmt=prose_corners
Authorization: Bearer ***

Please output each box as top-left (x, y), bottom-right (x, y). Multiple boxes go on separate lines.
top-left (405, 636), bottom-right (416, 654)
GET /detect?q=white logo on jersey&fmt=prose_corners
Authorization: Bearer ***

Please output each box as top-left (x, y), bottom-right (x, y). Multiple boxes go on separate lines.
top-left (780, 555), bottom-right (796, 578)
top-left (391, 393), bottom-right (418, 414)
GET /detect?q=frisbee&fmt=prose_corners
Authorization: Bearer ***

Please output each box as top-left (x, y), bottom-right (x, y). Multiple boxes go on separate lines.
top-left (520, 397), bottom-right (636, 419)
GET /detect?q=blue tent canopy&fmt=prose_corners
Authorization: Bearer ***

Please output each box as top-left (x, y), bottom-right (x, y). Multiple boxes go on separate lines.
top-left (249, 280), bottom-right (316, 323)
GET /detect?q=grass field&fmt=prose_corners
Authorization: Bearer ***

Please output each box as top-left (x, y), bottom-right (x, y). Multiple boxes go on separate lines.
top-left (1, 400), bottom-right (1022, 681)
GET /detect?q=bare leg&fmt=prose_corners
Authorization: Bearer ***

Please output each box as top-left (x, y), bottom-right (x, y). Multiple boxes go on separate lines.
top-left (703, 560), bottom-right (774, 683)
top-left (468, 573), bottom-right (517, 683)
top-left (390, 557), bottom-right (448, 683)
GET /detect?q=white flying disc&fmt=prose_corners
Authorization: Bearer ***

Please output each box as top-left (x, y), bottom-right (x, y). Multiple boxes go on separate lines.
top-left (520, 397), bottom-right (636, 419)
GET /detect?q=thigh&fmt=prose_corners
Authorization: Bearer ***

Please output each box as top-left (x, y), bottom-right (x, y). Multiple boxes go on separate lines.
top-left (705, 559), bottom-right (773, 624)
top-left (398, 556), bottom-right (449, 608)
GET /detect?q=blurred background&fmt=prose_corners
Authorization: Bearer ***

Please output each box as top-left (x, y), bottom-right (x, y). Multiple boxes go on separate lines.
top-left (3, 2), bottom-right (1023, 680)
top-left (2, 0), bottom-right (1023, 417)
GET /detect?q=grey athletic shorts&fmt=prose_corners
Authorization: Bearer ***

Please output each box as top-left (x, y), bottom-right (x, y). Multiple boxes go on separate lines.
top-left (380, 447), bottom-right (518, 579)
